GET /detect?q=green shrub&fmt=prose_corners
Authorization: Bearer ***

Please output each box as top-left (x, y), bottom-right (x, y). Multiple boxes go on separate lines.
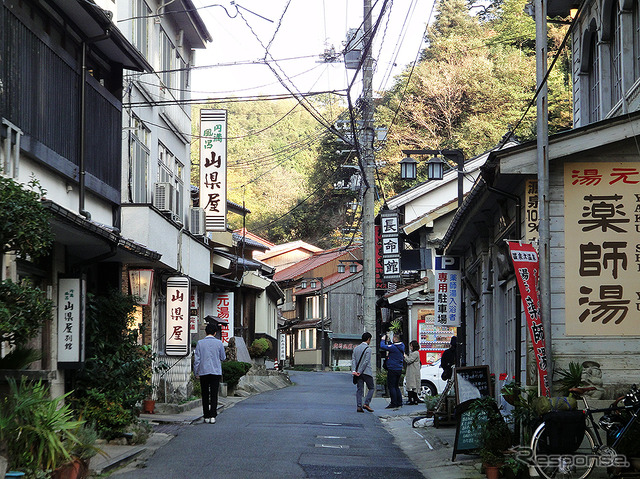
top-left (221, 361), bottom-right (252, 388)
top-left (248, 338), bottom-right (272, 358)
top-left (73, 290), bottom-right (151, 426)
top-left (73, 389), bottom-right (135, 440)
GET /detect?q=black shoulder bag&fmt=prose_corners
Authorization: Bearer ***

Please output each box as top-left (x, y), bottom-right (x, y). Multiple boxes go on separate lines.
top-left (353, 347), bottom-right (369, 384)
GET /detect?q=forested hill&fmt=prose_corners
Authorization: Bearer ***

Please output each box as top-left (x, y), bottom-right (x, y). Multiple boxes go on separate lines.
top-left (192, 0), bottom-right (572, 249)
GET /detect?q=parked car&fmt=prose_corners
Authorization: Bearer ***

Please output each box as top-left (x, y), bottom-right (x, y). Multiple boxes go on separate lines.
top-left (404, 358), bottom-right (448, 400)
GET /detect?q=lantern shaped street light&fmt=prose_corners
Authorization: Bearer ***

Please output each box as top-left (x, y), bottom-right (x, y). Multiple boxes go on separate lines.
top-left (129, 269), bottom-right (154, 306)
top-left (401, 149), bottom-right (465, 207)
top-left (427, 156), bottom-right (445, 181)
top-left (338, 263), bottom-right (346, 273)
top-left (400, 156), bottom-right (418, 180)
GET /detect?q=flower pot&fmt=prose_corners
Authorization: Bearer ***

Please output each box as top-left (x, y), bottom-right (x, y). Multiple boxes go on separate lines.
top-left (51, 459), bottom-right (88, 479)
top-left (485, 465), bottom-right (501, 479)
top-left (502, 393), bottom-right (517, 406)
top-left (142, 399), bottom-right (155, 414)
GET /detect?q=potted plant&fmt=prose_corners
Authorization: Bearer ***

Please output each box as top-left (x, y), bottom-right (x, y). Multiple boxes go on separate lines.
top-left (469, 396), bottom-right (512, 479)
top-left (53, 423), bottom-right (103, 479)
top-left (501, 455), bottom-right (529, 479)
top-left (0, 378), bottom-right (84, 477)
top-left (501, 380), bottom-right (520, 406)
top-left (555, 361), bottom-right (584, 396)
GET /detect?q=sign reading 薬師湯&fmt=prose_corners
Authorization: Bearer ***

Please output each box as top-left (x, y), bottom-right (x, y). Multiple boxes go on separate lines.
top-left (564, 162), bottom-right (640, 336)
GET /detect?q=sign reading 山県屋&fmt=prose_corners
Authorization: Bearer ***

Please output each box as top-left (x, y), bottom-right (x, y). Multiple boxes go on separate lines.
top-left (564, 162), bottom-right (640, 336)
top-left (166, 277), bottom-right (190, 355)
top-left (199, 109), bottom-right (227, 232)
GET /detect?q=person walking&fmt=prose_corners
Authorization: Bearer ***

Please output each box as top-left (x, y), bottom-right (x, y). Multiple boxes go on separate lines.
top-left (351, 332), bottom-right (374, 413)
top-left (194, 322), bottom-right (226, 424)
top-left (380, 333), bottom-right (405, 409)
top-left (440, 336), bottom-right (458, 381)
top-left (404, 340), bottom-right (421, 405)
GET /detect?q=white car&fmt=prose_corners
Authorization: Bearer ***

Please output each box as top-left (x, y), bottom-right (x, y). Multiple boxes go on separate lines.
top-left (404, 358), bottom-right (449, 400)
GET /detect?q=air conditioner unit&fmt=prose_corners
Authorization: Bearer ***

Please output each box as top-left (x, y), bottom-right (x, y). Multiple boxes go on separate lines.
top-left (190, 207), bottom-right (206, 235)
top-left (153, 182), bottom-right (175, 213)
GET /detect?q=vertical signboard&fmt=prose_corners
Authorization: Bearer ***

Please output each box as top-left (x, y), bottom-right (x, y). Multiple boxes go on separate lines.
top-left (200, 109), bottom-right (227, 232)
top-left (564, 162), bottom-right (640, 336)
top-left (380, 210), bottom-right (401, 280)
top-left (212, 292), bottom-right (234, 346)
top-left (434, 256), bottom-right (461, 327)
top-left (525, 179), bottom-right (539, 243)
top-left (374, 225), bottom-right (388, 290)
top-left (166, 277), bottom-right (190, 355)
top-left (507, 241), bottom-right (549, 396)
top-left (279, 333), bottom-right (286, 361)
top-left (57, 278), bottom-right (85, 368)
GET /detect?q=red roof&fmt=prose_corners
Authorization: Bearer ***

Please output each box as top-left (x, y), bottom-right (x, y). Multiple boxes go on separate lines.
top-left (274, 246), bottom-right (361, 282)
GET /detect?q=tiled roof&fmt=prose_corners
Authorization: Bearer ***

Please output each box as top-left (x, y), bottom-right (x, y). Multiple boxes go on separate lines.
top-left (274, 247), bottom-right (361, 282)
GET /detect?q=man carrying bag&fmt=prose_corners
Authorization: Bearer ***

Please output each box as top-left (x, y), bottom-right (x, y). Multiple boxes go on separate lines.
top-left (351, 332), bottom-right (374, 413)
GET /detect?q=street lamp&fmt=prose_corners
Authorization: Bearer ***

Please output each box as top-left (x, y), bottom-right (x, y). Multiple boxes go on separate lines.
top-left (401, 149), bottom-right (465, 207)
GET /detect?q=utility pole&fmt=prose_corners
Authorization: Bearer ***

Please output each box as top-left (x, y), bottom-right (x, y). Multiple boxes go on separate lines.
top-left (535, 0), bottom-right (552, 389)
top-left (361, 0), bottom-right (377, 377)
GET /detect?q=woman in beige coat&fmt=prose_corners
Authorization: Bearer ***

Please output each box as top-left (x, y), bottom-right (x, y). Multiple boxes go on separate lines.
top-left (404, 340), bottom-right (421, 405)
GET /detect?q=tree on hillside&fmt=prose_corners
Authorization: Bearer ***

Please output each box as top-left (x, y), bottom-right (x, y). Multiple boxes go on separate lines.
top-left (374, 0), bottom-right (572, 198)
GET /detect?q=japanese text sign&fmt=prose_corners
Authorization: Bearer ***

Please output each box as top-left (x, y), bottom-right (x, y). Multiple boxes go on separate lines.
top-left (507, 241), bottom-right (549, 396)
top-left (212, 292), bottom-right (234, 346)
top-left (199, 109), bottom-right (227, 231)
top-left (434, 256), bottom-right (461, 327)
top-left (564, 162), bottom-right (640, 336)
top-left (380, 210), bottom-right (401, 280)
top-left (374, 225), bottom-right (388, 290)
top-left (525, 179), bottom-right (539, 243)
top-left (166, 277), bottom-right (190, 355)
top-left (57, 278), bottom-right (85, 368)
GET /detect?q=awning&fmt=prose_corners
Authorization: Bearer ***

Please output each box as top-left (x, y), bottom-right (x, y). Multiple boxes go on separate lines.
top-left (44, 201), bottom-right (161, 265)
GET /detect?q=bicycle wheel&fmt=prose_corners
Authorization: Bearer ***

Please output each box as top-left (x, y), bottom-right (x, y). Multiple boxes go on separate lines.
top-left (530, 423), bottom-right (597, 479)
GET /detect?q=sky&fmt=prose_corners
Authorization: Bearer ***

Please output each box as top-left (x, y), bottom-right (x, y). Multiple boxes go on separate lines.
top-left (190, 0), bottom-right (436, 101)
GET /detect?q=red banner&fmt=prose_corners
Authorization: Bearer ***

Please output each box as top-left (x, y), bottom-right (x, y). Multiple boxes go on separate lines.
top-left (507, 241), bottom-right (549, 397)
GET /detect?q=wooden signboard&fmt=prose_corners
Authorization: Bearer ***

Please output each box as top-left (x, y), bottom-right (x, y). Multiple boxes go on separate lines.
top-left (452, 398), bottom-right (502, 461)
top-left (454, 365), bottom-right (491, 404)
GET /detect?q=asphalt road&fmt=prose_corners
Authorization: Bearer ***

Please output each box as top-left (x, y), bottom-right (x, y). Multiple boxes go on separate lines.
top-left (117, 370), bottom-right (424, 478)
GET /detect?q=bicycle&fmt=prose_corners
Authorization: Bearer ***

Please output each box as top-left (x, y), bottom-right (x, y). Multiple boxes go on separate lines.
top-left (525, 385), bottom-right (640, 479)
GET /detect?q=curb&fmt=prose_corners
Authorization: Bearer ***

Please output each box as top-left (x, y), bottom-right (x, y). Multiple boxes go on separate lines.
top-left (90, 446), bottom-right (145, 476)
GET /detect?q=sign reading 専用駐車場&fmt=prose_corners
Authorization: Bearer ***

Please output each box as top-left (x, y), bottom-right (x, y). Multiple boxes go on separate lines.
top-left (564, 162), bottom-right (640, 336)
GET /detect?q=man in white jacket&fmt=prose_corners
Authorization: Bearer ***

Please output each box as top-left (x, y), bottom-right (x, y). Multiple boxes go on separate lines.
top-left (351, 332), bottom-right (374, 413)
top-left (194, 322), bottom-right (226, 423)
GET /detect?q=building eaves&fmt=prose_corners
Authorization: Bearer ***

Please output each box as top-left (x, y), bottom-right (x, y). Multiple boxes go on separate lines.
top-left (55, 0), bottom-right (153, 72)
top-left (164, 0), bottom-right (212, 48)
top-left (43, 201), bottom-right (161, 262)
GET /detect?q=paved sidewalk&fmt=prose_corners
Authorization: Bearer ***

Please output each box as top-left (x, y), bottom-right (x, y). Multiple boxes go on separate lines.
top-left (369, 396), bottom-right (483, 479)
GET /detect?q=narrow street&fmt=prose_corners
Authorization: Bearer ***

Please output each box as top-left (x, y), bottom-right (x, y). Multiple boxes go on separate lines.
top-left (116, 371), bottom-right (425, 479)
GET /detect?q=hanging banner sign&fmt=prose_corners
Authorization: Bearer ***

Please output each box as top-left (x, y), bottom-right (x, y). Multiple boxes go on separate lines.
top-left (57, 278), bottom-right (85, 368)
top-left (166, 277), bottom-right (190, 355)
top-left (507, 241), bottom-right (549, 397)
top-left (212, 292), bottom-right (234, 346)
top-left (200, 109), bottom-right (227, 231)
top-left (434, 256), bottom-right (461, 327)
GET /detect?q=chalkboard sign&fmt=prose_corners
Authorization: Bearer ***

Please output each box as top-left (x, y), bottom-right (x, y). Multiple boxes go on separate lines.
top-left (454, 365), bottom-right (491, 404)
top-left (452, 399), bottom-right (485, 460)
